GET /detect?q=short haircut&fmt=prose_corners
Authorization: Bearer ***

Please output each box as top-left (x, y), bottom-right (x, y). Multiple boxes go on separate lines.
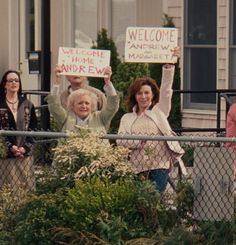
top-left (67, 89), bottom-right (98, 113)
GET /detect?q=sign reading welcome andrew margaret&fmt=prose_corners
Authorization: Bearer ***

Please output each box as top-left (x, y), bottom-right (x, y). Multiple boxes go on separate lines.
top-left (125, 27), bottom-right (178, 63)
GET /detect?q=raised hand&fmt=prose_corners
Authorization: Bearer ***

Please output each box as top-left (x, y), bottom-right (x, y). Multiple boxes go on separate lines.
top-left (103, 66), bottom-right (112, 85)
top-left (54, 65), bottom-right (63, 85)
top-left (164, 46), bottom-right (180, 68)
top-left (170, 46), bottom-right (180, 59)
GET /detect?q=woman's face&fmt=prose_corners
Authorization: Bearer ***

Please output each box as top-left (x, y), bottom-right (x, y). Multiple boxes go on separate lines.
top-left (73, 94), bottom-right (92, 119)
top-left (5, 73), bottom-right (20, 94)
top-left (135, 85), bottom-right (153, 112)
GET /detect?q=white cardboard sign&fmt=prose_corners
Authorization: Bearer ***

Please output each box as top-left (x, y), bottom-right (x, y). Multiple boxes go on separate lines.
top-left (125, 27), bottom-right (178, 63)
top-left (58, 47), bottom-right (111, 77)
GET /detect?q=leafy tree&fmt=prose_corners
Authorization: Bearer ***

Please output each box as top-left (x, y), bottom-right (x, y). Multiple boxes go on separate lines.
top-left (112, 63), bottom-right (150, 98)
top-left (89, 28), bottom-right (121, 91)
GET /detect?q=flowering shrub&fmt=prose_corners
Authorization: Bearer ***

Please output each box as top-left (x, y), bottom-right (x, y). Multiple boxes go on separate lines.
top-left (53, 129), bottom-right (132, 180)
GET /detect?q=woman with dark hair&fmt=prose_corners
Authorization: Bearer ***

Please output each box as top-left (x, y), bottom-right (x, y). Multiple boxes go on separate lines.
top-left (0, 70), bottom-right (37, 192)
top-left (117, 60), bottom-right (187, 193)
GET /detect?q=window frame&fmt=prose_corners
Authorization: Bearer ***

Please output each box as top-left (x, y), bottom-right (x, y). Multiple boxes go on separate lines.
top-left (183, 0), bottom-right (217, 110)
top-left (73, 0), bottom-right (98, 49)
top-left (229, 0), bottom-right (236, 88)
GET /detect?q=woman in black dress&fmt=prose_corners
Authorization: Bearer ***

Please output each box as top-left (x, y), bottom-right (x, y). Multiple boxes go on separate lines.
top-left (0, 70), bottom-right (37, 192)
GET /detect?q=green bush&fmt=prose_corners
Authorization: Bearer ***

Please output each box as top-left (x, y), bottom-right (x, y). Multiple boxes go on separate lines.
top-left (0, 134), bottom-right (233, 245)
top-left (55, 177), bottom-right (163, 244)
top-left (0, 130), bottom-right (234, 244)
top-left (12, 192), bottom-right (68, 245)
top-left (197, 220), bottom-right (235, 245)
top-left (51, 177), bottom-right (198, 244)
top-left (0, 187), bottom-right (28, 244)
top-left (35, 165), bottom-right (75, 195)
top-left (174, 180), bottom-right (194, 222)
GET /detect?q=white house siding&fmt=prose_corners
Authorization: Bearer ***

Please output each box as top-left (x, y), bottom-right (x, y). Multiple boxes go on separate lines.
top-left (217, 0), bottom-right (229, 129)
top-left (165, 1), bottom-right (182, 66)
top-left (182, 110), bottom-right (218, 134)
top-left (0, 0), bottom-right (20, 74)
top-left (136, 0), bottom-right (163, 27)
top-left (50, 0), bottom-right (74, 92)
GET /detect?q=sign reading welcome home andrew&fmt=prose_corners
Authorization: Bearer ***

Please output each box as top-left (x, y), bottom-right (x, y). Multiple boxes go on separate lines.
top-left (58, 47), bottom-right (111, 78)
top-left (125, 27), bottom-right (178, 63)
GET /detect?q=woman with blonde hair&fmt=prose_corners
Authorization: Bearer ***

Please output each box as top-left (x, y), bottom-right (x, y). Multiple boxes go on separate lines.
top-left (45, 66), bottom-right (119, 134)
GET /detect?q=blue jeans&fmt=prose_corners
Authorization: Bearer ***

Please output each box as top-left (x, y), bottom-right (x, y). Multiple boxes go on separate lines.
top-left (147, 169), bottom-right (170, 193)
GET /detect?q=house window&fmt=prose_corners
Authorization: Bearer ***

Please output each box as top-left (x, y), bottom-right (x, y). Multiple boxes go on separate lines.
top-left (230, 0), bottom-right (236, 88)
top-left (111, 0), bottom-right (136, 58)
top-left (74, 0), bottom-right (97, 48)
top-left (184, 0), bottom-right (217, 109)
top-left (72, 0), bottom-right (136, 56)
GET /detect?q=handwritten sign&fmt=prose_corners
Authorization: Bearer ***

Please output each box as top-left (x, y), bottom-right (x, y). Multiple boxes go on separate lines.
top-left (58, 47), bottom-right (111, 77)
top-left (125, 27), bottom-right (178, 63)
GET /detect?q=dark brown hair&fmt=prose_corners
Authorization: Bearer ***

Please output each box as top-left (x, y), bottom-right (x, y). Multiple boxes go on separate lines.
top-left (126, 77), bottom-right (160, 112)
top-left (0, 70), bottom-right (22, 98)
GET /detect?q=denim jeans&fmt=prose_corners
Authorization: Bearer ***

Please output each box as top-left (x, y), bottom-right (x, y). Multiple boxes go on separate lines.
top-left (147, 169), bottom-right (170, 193)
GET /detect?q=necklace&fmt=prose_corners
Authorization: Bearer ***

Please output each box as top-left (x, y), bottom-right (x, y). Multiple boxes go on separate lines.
top-left (6, 98), bottom-right (19, 113)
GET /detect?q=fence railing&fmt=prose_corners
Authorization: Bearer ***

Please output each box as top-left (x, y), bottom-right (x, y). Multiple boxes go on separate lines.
top-left (174, 89), bottom-right (236, 134)
top-left (0, 130), bottom-right (235, 222)
top-left (22, 89), bottom-right (236, 134)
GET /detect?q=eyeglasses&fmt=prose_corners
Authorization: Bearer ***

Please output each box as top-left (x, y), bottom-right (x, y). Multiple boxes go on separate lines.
top-left (6, 79), bottom-right (19, 83)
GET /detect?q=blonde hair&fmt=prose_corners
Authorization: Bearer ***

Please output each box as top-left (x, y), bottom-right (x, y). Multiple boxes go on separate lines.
top-left (67, 89), bottom-right (98, 113)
